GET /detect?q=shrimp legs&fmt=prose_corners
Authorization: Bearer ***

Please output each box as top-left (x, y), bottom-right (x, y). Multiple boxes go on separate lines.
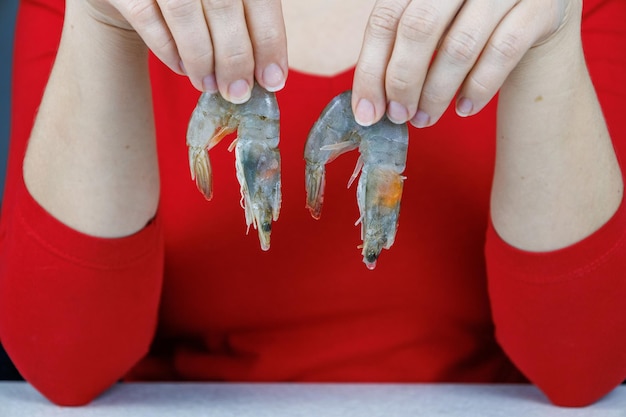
top-left (186, 84), bottom-right (281, 251)
top-left (305, 91), bottom-right (409, 269)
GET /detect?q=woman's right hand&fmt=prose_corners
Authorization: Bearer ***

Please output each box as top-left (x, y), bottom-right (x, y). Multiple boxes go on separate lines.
top-left (85, 0), bottom-right (288, 103)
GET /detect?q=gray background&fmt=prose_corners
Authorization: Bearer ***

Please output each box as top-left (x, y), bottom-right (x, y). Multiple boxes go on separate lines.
top-left (0, 0), bottom-right (21, 380)
top-left (0, 0), bottom-right (19, 201)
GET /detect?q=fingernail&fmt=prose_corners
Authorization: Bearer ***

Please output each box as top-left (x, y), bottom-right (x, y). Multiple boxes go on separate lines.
top-left (202, 74), bottom-right (218, 93)
top-left (262, 63), bottom-right (285, 92)
top-left (355, 98), bottom-right (375, 126)
top-left (457, 97), bottom-right (473, 116)
top-left (410, 110), bottom-right (430, 128)
top-left (227, 79), bottom-right (251, 104)
top-left (387, 101), bottom-right (409, 124)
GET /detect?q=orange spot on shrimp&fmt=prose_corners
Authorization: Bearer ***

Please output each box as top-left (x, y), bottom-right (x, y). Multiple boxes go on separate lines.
top-left (375, 171), bottom-right (404, 208)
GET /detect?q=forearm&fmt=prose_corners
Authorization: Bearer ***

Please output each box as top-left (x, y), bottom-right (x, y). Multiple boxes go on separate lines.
top-left (23, 0), bottom-right (159, 238)
top-left (490, 5), bottom-right (623, 251)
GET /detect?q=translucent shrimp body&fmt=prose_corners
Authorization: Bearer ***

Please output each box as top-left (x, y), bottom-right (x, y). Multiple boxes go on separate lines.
top-left (186, 84), bottom-right (281, 251)
top-left (305, 91), bottom-right (408, 269)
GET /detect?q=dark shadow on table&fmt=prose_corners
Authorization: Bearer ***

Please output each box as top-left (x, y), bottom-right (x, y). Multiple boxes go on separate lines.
top-left (0, 343), bottom-right (22, 381)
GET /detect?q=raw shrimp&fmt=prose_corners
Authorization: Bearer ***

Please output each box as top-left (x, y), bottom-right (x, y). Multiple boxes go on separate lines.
top-left (305, 91), bottom-right (408, 269)
top-left (186, 83), bottom-right (281, 251)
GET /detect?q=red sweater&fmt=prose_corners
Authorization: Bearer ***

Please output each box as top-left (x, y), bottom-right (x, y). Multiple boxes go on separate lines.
top-left (1, 0), bottom-right (626, 407)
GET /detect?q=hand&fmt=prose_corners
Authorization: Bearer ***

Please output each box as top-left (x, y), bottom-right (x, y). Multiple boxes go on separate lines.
top-left (85, 0), bottom-right (288, 103)
top-left (351, 0), bottom-right (575, 127)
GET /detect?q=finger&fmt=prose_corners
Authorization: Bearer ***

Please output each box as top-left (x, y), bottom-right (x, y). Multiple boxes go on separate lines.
top-left (413, 0), bottom-right (516, 127)
top-left (243, 0), bottom-right (288, 92)
top-left (456, 1), bottom-right (542, 118)
top-left (114, 0), bottom-right (183, 75)
top-left (384, 0), bottom-right (463, 125)
top-left (157, 0), bottom-right (216, 92)
top-left (202, 0), bottom-right (255, 104)
top-left (352, 0), bottom-right (411, 126)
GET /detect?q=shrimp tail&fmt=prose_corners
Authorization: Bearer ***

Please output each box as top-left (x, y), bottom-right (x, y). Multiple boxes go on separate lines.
top-left (189, 146), bottom-right (213, 200)
top-left (305, 162), bottom-right (326, 219)
top-left (186, 91), bottom-right (236, 201)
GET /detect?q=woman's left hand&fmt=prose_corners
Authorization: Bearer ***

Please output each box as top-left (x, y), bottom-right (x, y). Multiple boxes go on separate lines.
top-left (351, 0), bottom-right (575, 127)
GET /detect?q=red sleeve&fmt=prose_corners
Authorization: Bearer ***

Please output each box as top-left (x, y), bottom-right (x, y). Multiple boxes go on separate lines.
top-left (0, 0), bottom-right (164, 406)
top-left (485, 0), bottom-right (626, 407)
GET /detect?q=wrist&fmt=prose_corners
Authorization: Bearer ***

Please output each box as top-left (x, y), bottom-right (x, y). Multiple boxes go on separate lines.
top-left (505, 4), bottom-right (584, 91)
top-left (64, 0), bottom-right (148, 67)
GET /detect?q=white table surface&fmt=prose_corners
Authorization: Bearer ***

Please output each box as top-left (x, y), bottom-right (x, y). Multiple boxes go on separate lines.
top-left (0, 382), bottom-right (625, 416)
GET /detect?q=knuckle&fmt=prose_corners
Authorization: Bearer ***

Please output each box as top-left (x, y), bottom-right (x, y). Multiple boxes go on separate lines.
top-left (186, 49), bottom-right (214, 66)
top-left (420, 85), bottom-right (448, 106)
top-left (489, 32), bottom-right (524, 61)
top-left (202, 0), bottom-right (234, 12)
top-left (154, 35), bottom-right (177, 54)
top-left (467, 73), bottom-right (491, 95)
top-left (398, 6), bottom-right (440, 42)
top-left (367, 4), bottom-right (404, 39)
top-left (355, 62), bottom-right (384, 84)
top-left (441, 30), bottom-right (479, 64)
top-left (245, 0), bottom-right (280, 8)
top-left (222, 48), bottom-right (254, 70)
top-left (126, 0), bottom-right (158, 25)
top-left (161, 0), bottom-right (196, 17)
top-left (386, 72), bottom-right (411, 93)
top-left (202, 0), bottom-right (240, 13)
top-left (254, 25), bottom-right (284, 48)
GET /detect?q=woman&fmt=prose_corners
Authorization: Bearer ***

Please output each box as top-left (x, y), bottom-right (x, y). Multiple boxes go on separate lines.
top-left (1, 0), bottom-right (625, 407)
